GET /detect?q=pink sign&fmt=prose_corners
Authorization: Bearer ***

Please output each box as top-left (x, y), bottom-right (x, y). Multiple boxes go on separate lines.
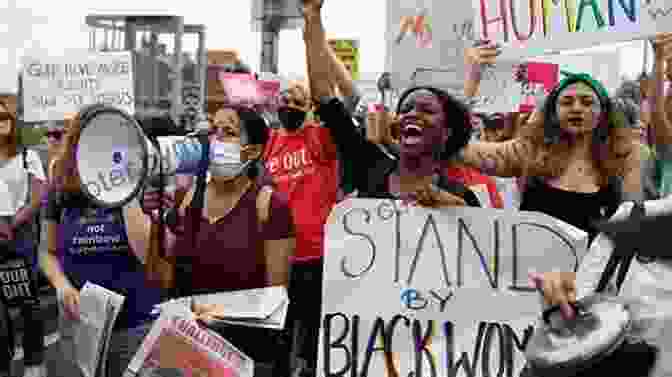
top-left (218, 73), bottom-right (281, 110)
top-left (526, 62), bottom-right (559, 93)
top-left (518, 62), bottom-right (559, 113)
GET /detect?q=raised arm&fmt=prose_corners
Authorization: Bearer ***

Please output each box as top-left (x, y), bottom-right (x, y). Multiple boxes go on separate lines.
top-left (650, 33), bottom-right (672, 144)
top-left (463, 42), bottom-right (501, 99)
top-left (303, 0), bottom-right (334, 101)
top-left (619, 138), bottom-right (643, 202)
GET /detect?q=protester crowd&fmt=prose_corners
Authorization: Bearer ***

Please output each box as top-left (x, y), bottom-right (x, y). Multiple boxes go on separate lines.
top-left (2, 0), bottom-right (672, 376)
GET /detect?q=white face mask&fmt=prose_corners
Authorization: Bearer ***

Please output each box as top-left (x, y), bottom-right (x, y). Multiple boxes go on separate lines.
top-left (209, 141), bottom-right (249, 178)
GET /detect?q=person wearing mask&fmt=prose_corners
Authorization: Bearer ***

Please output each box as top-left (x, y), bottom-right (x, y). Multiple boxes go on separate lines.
top-left (0, 101), bottom-right (47, 377)
top-left (141, 105), bottom-right (295, 377)
top-left (261, 4), bottom-right (364, 376)
top-left (460, 49), bottom-right (641, 243)
top-left (42, 113), bottom-right (162, 377)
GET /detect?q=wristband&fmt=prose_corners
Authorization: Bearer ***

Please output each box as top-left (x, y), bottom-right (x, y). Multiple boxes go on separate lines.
top-left (466, 64), bottom-right (484, 82)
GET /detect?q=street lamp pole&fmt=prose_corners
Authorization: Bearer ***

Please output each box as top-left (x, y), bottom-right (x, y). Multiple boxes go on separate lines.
top-left (260, 0), bottom-right (280, 74)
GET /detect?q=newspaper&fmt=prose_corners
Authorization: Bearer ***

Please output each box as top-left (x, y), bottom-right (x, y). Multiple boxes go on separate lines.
top-left (124, 309), bottom-right (254, 377)
top-left (74, 282), bottom-right (125, 377)
top-left (156, 286), bottom-right (289, 330)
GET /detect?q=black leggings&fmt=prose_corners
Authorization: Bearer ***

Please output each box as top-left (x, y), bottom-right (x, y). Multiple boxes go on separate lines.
top-left (0, 257), bottom-right (45, 371)
top-left (287, 259), bottom-right (324, 376)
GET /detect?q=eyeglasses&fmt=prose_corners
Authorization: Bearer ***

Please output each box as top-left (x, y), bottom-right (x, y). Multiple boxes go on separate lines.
top-left (46, 130), bottom-right (64, 140)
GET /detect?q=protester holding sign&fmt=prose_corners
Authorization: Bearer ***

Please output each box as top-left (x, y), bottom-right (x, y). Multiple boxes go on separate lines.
top-left (458, 47), bottom-right (641, 242)
top-left (0, 100), bottom-right (47, 377)
top-left (41, 114), bottom-right (163, 377)
top-left (141, 105), bottom-right (295, 377)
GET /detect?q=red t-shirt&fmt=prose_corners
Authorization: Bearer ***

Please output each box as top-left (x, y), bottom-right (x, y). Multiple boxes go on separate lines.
top-left (263, 124), bottom-right (340, 262)
top-left (443, 165), bottom-right (504, 208)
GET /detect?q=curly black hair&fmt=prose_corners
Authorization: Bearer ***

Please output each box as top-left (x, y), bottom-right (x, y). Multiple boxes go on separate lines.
top-left (395, 86), bottom-right (472, 160)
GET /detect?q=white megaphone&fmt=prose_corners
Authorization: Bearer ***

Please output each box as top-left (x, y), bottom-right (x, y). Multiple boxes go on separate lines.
top-left (75, 105), bottom-right (209, 208)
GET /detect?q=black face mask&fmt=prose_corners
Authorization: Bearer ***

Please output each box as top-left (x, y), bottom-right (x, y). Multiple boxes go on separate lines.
top-left (278, 108), bottom-right (306, 130)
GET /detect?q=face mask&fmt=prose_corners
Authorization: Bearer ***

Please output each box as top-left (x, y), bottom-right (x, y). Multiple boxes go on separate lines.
top-left (209, 141), bottom-right (249, 178)
top-left (278, 108), bottom-right (306, 130)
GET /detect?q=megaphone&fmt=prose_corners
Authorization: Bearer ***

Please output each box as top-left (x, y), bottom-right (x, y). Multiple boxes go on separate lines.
top-left (75, 105), bottom-right (209, 208)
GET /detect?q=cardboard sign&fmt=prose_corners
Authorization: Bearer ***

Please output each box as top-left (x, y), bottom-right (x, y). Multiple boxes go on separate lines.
top-left (475, 62), bottom-right (523, 113)
top-left (218, 73), bottom-right (280, 110)
top-left (518, 61), bottom-right (559, 112)
top-left (472, 0), bottom-right (672, 60)
top-left (329, 39), bottom-right (361, 81)
top-left (319, 199), bottom-right (589, 377)
top-left (21, 51), bottom-right (134, 122)
top-left (386, 0), bottom-right (476, 90)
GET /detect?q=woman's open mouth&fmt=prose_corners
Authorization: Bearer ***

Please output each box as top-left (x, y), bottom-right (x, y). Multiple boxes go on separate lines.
top-left (567, 117), bottom-right (584, 126)
top-left (401, 125), bottom-right (424, 145)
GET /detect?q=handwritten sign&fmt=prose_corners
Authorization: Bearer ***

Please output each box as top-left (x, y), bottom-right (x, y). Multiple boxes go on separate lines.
top-left (319, 199), bottom-right (589, 377)
top-left (386, 0), bottom-right (476, 90)
top-left (21, 51), bottom-right (134, 122)
top-left (518, 61), bottom-right (559, 112)
top-left (473, 0), bottom-right (672, 60)
top-left (475, 62), bottom-right (523, 113)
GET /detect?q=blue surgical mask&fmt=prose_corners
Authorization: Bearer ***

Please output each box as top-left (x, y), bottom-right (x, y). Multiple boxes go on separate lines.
top-left (209, 141), bottom-right (250, 178)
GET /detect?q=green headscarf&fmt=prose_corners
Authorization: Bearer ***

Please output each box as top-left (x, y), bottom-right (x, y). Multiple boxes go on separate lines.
top-left (543, 72), bottom-right (614, 144)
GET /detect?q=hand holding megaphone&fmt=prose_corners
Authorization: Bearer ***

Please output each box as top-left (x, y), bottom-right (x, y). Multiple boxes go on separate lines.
top-left (73, 105), bottom-right (210, 208)
top-left (139, 188), bottom-right (185, 233)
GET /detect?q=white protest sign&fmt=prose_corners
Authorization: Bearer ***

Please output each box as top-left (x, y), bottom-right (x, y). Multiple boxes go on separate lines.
top-left (386, 0), bottom-right (476, 90)
top-left (319, 199), bottom-right (589, 377)
top-left (21, 51), bottom-right (134, 122)
top-left (474, 62), bottom-right (523, 113)
top-left (472, 0), bottom-right (672, 60)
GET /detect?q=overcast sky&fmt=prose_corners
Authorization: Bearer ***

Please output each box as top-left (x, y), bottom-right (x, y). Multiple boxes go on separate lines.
top-left (0, 0), bottom-right (649, 93)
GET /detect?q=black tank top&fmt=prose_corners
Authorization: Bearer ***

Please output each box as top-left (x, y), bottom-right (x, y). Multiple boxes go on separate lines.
top-left (520, 178), bottom-right (621, 244)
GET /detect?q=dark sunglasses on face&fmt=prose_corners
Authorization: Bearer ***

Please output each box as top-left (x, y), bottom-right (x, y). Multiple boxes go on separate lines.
top-left (0, 113), bottom-right (14, 122)
top-left (47, 131), bottom-right (64, 140)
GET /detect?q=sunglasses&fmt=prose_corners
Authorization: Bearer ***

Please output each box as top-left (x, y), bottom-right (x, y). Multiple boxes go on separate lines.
top-left (46, 130), bottom-right (64, 140)
top-left (0, 113), bottom-right (14, 122)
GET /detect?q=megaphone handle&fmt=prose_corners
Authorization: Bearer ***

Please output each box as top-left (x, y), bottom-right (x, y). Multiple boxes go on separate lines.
top-left (542, 302), bottom-right (582, 325)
